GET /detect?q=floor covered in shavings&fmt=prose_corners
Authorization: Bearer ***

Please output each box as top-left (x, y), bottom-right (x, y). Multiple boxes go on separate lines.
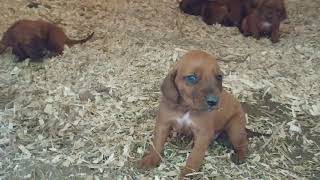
top-left (0, 0), bottom-right (319, 179)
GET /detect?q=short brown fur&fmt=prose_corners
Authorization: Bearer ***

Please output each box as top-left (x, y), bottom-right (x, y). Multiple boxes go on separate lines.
top-left (180, 0), bottom-right (255, 27)
top-left (241, 0), bottom-right (287, 43)
top-left (138, 50), bottom-right (248, 178)
top-left (0, 19), bottom-right (94, 61)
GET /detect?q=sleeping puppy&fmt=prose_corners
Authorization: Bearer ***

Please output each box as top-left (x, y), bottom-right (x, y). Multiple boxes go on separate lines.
top-left (240, 0), bottom-right (287, 43)
top-left (138, 50), bottom-right (248, 178)
top-left (0, 19), bottom-right (94, 61)
top-left (179, 0), bottom-right (253, 27)
top-left (179, 0), bottom-right (207, 16)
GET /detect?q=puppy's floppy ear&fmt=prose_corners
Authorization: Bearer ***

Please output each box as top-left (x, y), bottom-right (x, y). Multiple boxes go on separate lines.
top-left (161, 69), bottom-right (180, 103)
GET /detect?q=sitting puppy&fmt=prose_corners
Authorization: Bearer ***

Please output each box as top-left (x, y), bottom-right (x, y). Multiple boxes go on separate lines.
top-left (240, 0), bottom-right (287, 43)
top-left (138, 50), bottom-right (248, 178)
top-left (201, 1), bottom-right (231, 26)
top-left (0, 19), bottom-right (94, 61)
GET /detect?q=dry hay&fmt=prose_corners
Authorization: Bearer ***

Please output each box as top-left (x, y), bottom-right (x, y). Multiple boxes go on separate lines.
top-left (0, 0), bottom-right (319, 179)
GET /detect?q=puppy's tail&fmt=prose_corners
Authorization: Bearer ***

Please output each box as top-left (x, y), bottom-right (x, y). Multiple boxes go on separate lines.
top-left (66, 32), bottom-right (94, 46)
top-left (246, 128), bottom-right (271, 138)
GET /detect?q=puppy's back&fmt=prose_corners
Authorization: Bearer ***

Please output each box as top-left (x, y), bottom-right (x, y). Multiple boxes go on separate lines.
top-left (3, 19), bottom-right (47, 47)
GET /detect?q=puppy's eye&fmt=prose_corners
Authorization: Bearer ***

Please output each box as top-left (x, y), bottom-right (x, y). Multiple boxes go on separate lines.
top-left (185, 74), bottom-right (199, 85)
top-left (216, 75), bottom-right (223, 81)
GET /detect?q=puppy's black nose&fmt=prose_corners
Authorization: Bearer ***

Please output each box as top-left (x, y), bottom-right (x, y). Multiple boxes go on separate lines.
top-left (206, 95), bottom-right (219, 107)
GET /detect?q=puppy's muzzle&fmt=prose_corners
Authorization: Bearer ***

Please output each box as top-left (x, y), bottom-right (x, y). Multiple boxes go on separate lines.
top-left (206, 95), bottom-right (219, 108)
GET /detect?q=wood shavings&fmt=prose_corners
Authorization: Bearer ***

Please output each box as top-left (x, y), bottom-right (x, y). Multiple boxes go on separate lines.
top-left (0, 0), bottom-right (319, 179)
top-left (287, 120), bottom-right (302, 135)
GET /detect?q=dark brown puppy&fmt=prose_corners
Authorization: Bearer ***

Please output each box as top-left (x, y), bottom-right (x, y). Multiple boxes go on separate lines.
top-left (179, 0), bottom-right (207, 16)
top-left (179, 0), bottom-right (253, 27)
top-left (222, 0), bottom-right (252, 27)
top-left (138, 50), bottom-right (248, 178)
top-left (0, 19), bottom-right (94, 61)
top-left (241, 0), bottom-right (287, 43)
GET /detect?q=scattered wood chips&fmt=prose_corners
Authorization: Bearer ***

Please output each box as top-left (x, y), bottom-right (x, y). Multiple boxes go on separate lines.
top-left (0, 0), bottom-right (319, 179)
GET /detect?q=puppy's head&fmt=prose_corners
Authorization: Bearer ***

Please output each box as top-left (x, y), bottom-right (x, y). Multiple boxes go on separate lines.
top-left (258, 0), bottom-right (287, 21)
top-left (201, 2), bottom-right (230, 26)
top-left (161, 50), bottom-right (223, 111)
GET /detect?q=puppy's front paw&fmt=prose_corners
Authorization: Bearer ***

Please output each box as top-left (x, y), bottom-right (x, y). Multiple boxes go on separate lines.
top-left (138, 153), bottom-right (161, 169)
top-left (271, 37), bottom-right (279, 43)
top-left (179, 166), bottom-right (196, 179)
top-left (231, 153), bottom-right (246, 165)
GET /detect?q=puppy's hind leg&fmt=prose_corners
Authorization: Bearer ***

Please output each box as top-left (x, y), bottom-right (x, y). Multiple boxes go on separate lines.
top-left (47, 31), bottom-right (65, 57)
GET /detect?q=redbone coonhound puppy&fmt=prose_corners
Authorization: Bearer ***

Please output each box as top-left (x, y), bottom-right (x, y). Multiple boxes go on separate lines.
top-left (0, 19), bottom-right (94, 61)
top-left (138, 50), bottom-right (248, 178)
top-left (179, 0), bottom-right (255, 27)
top-left (241, 0), bottom-right (287, 43)
top-left (201, 1), bottom-right (231, 26)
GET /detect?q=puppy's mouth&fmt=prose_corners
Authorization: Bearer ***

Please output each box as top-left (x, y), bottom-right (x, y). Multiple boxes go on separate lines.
top-left (204, 102), bottom-right (220, 112)
top-left (197, 100), bottom-right (221, 112)
top-left (189, 93), bottom-right (221, 112)
top-left (206, 105), bottom-right (219, 112)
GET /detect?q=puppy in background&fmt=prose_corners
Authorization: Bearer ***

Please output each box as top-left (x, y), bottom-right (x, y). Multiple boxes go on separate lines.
top-left (0, 19), bottom-right (94, 62)
top-left (179, 0), bottom-right (206, 16)
top-left (138, 50), bottom-right (248, 178)
top-left (179, 0), bottom-right (253, 27)
top-left (201, 1), bottom-right (231, 26)
top-left (241, 0), bottom-right (287, 43)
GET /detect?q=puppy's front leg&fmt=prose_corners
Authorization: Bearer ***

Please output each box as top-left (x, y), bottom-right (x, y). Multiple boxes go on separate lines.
top-left (270, 16), bottom-right (280, 43)
top-left (250, 16), bottom-right (261, 40)
top-left (226, 114), bottom-right (248, 164)
top-left (180, 132), bottom-right (213, 178)
top-left (138, 113), bottom-right (172, 168)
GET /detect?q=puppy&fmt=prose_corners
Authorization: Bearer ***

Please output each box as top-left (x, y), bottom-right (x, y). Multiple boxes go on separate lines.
top-left (180, 0), bottom-right (253, 27)
top-left (138, 50), bottom-right (248, 178)
top-left (179, 0), bottom-right (207, 16)
top-left (201, 1), bottom-right (231, 26)
top-left (0, 19), bottom-right (94, 61)
top-left (221, 0), bottom-right (253, 27)
top-left (240, 0), bottom-right (287, 43)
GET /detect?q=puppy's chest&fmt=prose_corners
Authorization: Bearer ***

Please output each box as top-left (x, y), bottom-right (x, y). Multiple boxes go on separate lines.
top-left (175, 112), bottom-right (193, 128)
top-left (260, 21), bottom-right (272, 32)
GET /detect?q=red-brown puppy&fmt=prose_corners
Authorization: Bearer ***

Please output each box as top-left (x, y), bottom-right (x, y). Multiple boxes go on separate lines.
top-left (201, 1), bottom-right (231, 26)
top-left (0, 19), bottom-right (94, 61)
top-left (180, 0), bottom-right (253, 27)
top-left (222, 0), bottom-right (252, 27)
top-left (138, 50), bottom-right (248, 178)
top-left (241, 0), bottom-right (287, 43)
